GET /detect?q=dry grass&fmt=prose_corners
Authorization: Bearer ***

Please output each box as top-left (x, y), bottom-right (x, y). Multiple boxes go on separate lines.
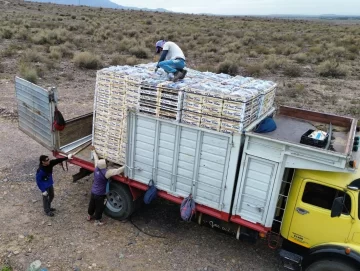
top-left (73, 52), bottom-right (102, 69)
top-left (19, 62), bottom-right (38, 83)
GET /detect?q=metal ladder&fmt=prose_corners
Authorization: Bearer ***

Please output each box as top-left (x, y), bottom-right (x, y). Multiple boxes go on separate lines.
top-left (268, 169), bottom-right (294, 249)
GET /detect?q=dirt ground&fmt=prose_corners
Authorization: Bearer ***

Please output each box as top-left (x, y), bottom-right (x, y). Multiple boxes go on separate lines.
top-left (0, 78), bottom-right (284, 270)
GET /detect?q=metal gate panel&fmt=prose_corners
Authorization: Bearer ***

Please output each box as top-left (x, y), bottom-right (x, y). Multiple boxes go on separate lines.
top-left (15, 77), bottom-right (56, 150)
top-left (126, 113), bottom-right (241, 212)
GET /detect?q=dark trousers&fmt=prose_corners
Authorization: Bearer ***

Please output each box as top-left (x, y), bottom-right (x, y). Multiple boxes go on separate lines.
top-left (42, 186), bottom-right (54, 213)
top-left (88, 193), bottom-right (107, 220)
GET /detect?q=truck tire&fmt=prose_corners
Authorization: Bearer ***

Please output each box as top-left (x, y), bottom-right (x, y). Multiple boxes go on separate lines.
top-left (306, 259), bottom-right (356, 271)
top-left (104, 182), bottom-right (134, 221)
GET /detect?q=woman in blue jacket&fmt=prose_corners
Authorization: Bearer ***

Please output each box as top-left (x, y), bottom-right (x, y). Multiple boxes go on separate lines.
top-left (36, 154), bottom-right (72, 216)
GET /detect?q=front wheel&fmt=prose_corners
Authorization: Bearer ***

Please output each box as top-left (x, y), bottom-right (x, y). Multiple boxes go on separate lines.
top-left (105, 181), bottom-right (134, 221)
top-left (306, 259), bottom-right (357, 271)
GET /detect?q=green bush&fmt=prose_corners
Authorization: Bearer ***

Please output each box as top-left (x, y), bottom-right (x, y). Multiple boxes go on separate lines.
top-left (317, 60), bottom-right (348, 78)
top-left (73, 52), bottom-right (102, 69)
top-left (0, 265), bottom-right (12, 271)
top-left (217, 61), bottom-right (238, 76)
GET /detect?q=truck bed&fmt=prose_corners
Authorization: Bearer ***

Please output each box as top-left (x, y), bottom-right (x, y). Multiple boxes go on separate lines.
top-left (266, 106), bottom-right (356, 155)
top-left (266, 115), bottom-right (348, 154)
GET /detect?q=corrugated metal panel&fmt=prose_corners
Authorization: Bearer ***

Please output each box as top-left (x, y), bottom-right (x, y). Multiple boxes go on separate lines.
top-left (235, 155), bottom-right (278, 224)
top-left (15, 77), bottom-right (55, 150)
top-left (126, 113), bottom-right (236, 212)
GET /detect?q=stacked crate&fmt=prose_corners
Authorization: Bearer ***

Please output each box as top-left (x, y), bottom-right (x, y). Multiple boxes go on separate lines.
top-left (92, 64), bottom-right (278, 165)
top-left (93, 70), bottom-right (128, 165)
top-left (137, 79), bottom-right (183, 122)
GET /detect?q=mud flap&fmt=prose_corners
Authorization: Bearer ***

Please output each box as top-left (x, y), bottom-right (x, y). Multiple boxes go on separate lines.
top-left (72, 168), bottom-right (92, 183)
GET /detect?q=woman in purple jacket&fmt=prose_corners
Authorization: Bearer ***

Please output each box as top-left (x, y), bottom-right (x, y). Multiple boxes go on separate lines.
top-left (87, 147), bottom-right (125, 226)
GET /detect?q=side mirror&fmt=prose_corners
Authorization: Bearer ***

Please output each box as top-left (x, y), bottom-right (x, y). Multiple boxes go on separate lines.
top-left (331, 197), bottom-right (344, 218)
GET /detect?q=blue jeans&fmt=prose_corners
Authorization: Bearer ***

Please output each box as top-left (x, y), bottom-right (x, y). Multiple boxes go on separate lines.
top-left (158, 59), bottom-right (185, 74)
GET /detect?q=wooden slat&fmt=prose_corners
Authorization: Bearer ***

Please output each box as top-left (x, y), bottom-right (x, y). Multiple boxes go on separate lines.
top-left (57, 113), bottom-right (93, 147)
top-left (278, 106), bottom-right (353, 128)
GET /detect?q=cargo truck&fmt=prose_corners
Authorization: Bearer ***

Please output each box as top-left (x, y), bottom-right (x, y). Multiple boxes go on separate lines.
top-left (15, 76), bottom-right (360, 271)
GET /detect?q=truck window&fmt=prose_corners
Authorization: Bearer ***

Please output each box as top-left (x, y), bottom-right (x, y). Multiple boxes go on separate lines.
top-left (302, 182), bottom-right (351, 215)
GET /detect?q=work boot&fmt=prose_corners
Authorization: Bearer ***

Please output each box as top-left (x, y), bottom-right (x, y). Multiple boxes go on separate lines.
top-left (172, 71), bottom-right (183, 82)
top-left (179, 69), bottom-right (187, 79)
top-left (94, 220), bottom-right (106, 226)
top-left (45, 211), bottom-right (54, 217)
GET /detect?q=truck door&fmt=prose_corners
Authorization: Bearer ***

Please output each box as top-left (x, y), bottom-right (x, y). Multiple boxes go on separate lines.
top-left (287, 179), bottom-right (353, 248)
top-left (15, 77), bottom-right (57, 150)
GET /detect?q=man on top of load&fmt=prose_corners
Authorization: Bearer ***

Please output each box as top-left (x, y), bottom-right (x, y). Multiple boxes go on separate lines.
top-left (155, 40), bottom-right (187, 82)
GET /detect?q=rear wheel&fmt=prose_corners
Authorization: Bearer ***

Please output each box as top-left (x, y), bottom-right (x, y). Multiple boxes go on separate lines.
top-left (306, 259), bottom-right (356, 271)
top-left (105, 182), bottom-right (134, 220)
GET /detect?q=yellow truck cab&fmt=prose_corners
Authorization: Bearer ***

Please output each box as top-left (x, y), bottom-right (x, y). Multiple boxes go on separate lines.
top-left (280, 169), bottom-right (360, 271)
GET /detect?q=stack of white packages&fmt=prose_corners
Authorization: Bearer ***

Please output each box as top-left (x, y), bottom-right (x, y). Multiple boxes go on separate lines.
top-left (92, 63), bottom-right (277, 165)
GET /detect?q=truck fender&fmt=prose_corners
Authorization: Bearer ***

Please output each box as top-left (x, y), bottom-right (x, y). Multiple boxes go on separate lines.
top-left (303, 244), bottom-right (360, 269)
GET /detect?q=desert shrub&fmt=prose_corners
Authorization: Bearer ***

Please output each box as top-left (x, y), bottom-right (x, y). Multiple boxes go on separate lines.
top-left (292, 53), bottom-right (307, 64)
top-left (0, 62), bottom-right (5, 73)
top-left (59, 42), bottom-right (75, 58)
top-left (49, 46), bottom-right (62, 60)
top-left (254, 45), bottom-right (270, 55)
top-left (116, 38), bottom-right (137, 53)
top-left (196, 64), bottom-right (217, 73)
top-left (241, 35), bottom-right (255, 46)
top-left (245, 64), bottom-right (263, 76)
top-left (309, 45), bottom-right (323, 55)
top-left (317, 60), bottom-right (348, 78)
top-left (249, 50), bottom-right (258, 58)
top-left (263, 55), bottom-right (286, 72)
top-left (125, 56), bottom-right (141, 66)
top-left (110, 55), bottom-right (127, 66)
top-left (22, 49), bottom-right (43, 63)
top-left (286, 83), bottom-right (306, 98)
top-left (283, 64), bottom-right (302, 77)
top-left (326, 46), bottom-right (347, 58)
top-left (347, 44), bottom-right (359, 54)
top-left (1, 27), bottom-right (13, 39)
top-left (32, 29), bottom-right (70, 45)
top-left (15, 28), bottom-right (30, 40)
top-left (19, 62), bottom-right (38, 83)
top-left (129, 46), bottom-right (149, 59)
top-left (73, 52), bottom-right (102, 69)
top-left (2, 46), bottom-right (17, 57)
top-left (217, 61), bottom-right (238, 76)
